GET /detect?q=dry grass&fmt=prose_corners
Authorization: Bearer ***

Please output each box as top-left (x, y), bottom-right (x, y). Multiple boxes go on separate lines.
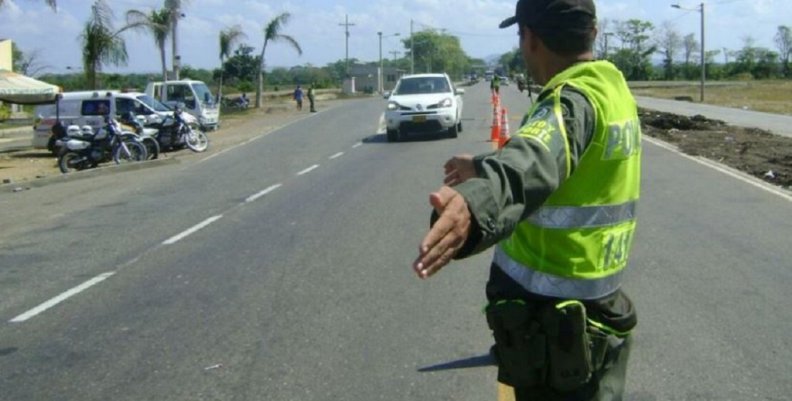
top-left (630, 80), bottom-right (792, 116)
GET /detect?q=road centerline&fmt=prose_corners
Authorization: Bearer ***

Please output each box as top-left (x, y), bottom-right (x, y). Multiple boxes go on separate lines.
top-left (162, 215), bottom-right (224, 245)
top-left (9, 272), bottom-right (116, 323)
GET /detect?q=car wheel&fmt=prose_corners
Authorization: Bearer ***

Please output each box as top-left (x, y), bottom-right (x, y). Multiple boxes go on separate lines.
top-left (386, 129), bottom-right (398, 142)
top-left (457, 121), bottom-right (463, 133)
top-left (448, 124), bottom-right (459, 139)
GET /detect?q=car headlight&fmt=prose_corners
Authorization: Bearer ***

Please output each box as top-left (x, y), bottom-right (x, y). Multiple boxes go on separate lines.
top-left (438, 98), bottom-right (453, 108)
top-left (387, 101), bottom-right (400, 111)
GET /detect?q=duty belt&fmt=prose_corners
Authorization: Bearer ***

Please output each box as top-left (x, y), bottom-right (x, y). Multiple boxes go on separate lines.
top-left (493, 247), bottom-right (623, 300)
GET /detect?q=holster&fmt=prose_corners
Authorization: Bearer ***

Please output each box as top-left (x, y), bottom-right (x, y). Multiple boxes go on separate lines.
top-left (486, 299), bottom-right (611, 392)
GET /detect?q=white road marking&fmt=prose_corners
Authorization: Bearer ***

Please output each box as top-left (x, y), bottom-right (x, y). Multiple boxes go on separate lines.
top-left (9, 272), bottom-right (116, 323)
top-left (245, 184), bottom-right (282, 203)
top-left (352, 142), bottom-right (363, 148)
top-left (329, 152), bottom-right (344, 160)
top-left (644, 136), bottom-right (792, 202)
top-left (163, 215), bottom-right (224, 245)
top-left (297, 164), bottom-right (319, 176)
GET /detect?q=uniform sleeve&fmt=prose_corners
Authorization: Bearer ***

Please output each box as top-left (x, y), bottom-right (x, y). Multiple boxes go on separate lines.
top-left (452, 87), bottom-right (595, 258)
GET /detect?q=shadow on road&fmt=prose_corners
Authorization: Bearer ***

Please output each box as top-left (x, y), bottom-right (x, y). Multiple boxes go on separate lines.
top-left (417, 352), bottom-right (495, 372)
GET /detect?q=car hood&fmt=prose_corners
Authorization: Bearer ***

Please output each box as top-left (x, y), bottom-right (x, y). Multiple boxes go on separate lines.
top-left (388, 93), bottom-right (456, 110)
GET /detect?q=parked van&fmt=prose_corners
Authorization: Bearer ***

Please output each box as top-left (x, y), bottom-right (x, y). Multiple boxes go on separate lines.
top-left (144, 80), bottom-right (220, 130)
top-left (32, 90), bottom-right (173, 149)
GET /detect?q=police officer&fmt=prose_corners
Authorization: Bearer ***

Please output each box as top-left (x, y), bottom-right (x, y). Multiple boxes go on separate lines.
top-left (413, 0), bottom-right (640, 400)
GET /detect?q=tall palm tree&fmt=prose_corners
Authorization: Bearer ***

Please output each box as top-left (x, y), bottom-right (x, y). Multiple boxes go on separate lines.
top-left (125, 8), bottom-right (171, 82)
top-left (0, 0), bottom-right (56, 11)
top-left (164, 0), bottom-right (189, 80)
top-left (218, 25), bottom-right (246, 101)
top-left (80, 0), bottom-right (127, 89)
top-left (255, 12), bottom-right (302, 108)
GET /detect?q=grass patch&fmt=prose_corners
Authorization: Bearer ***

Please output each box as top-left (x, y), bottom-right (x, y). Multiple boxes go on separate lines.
top-left (631, 80), bottom-right (792, 116)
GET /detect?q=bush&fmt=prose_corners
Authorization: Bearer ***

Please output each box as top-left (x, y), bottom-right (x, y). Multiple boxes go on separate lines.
top-left (0, 103), bottom-right (11, 122)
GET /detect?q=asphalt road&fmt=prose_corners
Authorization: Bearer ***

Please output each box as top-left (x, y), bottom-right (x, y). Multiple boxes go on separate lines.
top-left (0, 82), bottom-right (791, 400)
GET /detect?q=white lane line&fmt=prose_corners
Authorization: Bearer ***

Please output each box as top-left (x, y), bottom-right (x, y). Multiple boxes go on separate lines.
top-left (163, 215), bottom-right (224, 245)
top-left (352, 142), bottom-right (363, 148)
top-left (329, 152), bottom-right (344, 160)
top-left (245, 184), bottom-right (282, 203)
top-left (644, 136), bottom-right (792, 202)
top-left (297, 164), bottom-right (319, 176)
top-left (10, 272), bottom-right (116, 323)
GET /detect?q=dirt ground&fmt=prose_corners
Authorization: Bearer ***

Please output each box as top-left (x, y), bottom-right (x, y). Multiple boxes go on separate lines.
top-left (639, 109), bottom-right (792, 189)
top-left (2, 100), bottom-right (792, 191)
top-left (0, 100), bottom-right (321, 188)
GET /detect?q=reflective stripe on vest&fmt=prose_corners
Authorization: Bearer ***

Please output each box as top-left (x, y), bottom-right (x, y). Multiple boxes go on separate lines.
top-left (528, 201), bottom-right (637, 229)
top-left (494, 246), bottom-right (623, 300)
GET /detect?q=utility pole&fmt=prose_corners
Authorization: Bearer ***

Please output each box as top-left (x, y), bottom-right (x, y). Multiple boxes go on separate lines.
top-left (339, 15), bottom-right (355, 77)
top-left (410, 19), bottom-right (414, 74)
top-left (389, 50), bottom-right (401, 59)
top-left (170, 1), bottom-right (183, 80)
top-left (378, 32), bottom-right (400, 93)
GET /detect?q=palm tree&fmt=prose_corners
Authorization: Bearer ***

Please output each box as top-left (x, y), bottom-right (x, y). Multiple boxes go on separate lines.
top-left (218, 25), bottom-right (246, 101)
top-left (0, 0), bottom-right (56, 10)
top-left (79, 0), bottom-right (128, 89)
top-left (125, 8), bottom-right (171, 82)
top-left (164, 0), bottom-right (189, 80)
top-left (255, 12), bottom-right (302, 108)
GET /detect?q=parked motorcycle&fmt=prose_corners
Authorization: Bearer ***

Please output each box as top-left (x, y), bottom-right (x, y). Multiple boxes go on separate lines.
top-left (156, 107), bottom-right (209, 152)
top-left (119, 112), bottom-right (161, 160)
top-left (57, 116), bottom-right (148, 174)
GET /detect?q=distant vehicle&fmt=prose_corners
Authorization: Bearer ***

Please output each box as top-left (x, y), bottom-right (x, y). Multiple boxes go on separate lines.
top-left (484, 71), bottom-right (495, 81)
top-left (145, 80), bottom-right (220, 131)
top-left (383, 73), bottom-right (465, 142)
top-left (32, 90), bottom-right (175, 153)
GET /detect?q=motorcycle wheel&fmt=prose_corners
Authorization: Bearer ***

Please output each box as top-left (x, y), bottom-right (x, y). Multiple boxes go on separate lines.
top-left (58, 151), bottom-right (85, 174)
top-left (143, 137), bottom-right (160, 160)
top-left (185, 127), bottom-right (209, 152)
top-left (112, 140), bottom-right (148, 164)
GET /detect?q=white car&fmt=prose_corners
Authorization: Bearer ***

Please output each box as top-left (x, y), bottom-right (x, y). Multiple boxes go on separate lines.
top-left (384, 73), bottom-right (464, 142)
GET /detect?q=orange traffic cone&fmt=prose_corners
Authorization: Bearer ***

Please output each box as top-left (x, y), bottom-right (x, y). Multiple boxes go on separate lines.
top-left (499, 107), bottom-right (511, 148)
top-left (490, 104), bottom-right (501, 142)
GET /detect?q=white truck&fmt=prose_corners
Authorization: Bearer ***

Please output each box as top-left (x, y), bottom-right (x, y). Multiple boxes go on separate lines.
top-left (144, 80), bottom-right (220, 130)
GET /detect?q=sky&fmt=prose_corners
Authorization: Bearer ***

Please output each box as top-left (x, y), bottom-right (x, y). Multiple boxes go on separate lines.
top-left (1, 0), bottom-right (790, 76)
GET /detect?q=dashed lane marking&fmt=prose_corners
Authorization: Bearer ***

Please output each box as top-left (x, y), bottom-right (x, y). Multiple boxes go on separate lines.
top-left (9, 272), bottom-right (116, 323)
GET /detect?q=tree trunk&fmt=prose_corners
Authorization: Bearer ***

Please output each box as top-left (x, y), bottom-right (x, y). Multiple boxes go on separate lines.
top-left (255, 41), bottom-right (267, 108)
top-left (160, 45), bottom-right (168, 84)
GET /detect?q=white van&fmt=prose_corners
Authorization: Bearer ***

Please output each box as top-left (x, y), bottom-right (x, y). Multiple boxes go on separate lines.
top-left (31, 91), bottom-right (173, 149)
top-left (144, 80), bottom-right (220, 130)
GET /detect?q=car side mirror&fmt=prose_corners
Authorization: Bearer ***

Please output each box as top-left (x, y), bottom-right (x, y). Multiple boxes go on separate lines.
top-left (383, 91), bottom-right (391, 99)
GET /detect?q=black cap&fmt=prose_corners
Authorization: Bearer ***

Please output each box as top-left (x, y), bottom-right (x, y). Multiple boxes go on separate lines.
top-left (499, 0), bottom-right (596, 31)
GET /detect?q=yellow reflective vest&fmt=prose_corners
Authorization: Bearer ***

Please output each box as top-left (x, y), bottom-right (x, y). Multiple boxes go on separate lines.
top-left (496, 61), bottom-right (641, 300)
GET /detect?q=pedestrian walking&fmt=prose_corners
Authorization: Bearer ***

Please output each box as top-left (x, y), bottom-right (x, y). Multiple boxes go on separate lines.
top-left (307, 84), bottom-right (316, 113)
top-left (413, 1), bottom-right (641, 400)
top-left (293, 85), bottom-right (304, 111)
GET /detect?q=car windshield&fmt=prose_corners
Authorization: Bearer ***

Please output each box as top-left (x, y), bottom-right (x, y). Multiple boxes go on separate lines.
top-left (191, 82), bottom-right (215, 106)
top-left (136, 95), bottom-right (171, 112)
top-left (394, 77), bottom-right (451, 95)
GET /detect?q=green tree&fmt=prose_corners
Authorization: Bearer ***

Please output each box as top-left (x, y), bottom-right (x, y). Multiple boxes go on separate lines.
top-left (11, 43), bottom-right (49, 76)
top-left (255, 12), bottom-right (302, 108)
top-left (124, 7), bottom-right (171, 83)
top-left (612, 19), bottom-right (656, 80)
top-left (80, 0), bottom-right (128, 89)
top-left (774, 26), bottom-right (792, 77)
top-left (654, 21), bottom-right (681, 80)
top-left (402, 30), bottom-right (469, 79)
top-left (218, 25), bottom-right (246, 100)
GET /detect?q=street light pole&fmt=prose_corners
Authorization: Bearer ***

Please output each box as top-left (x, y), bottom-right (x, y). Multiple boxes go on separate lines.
top-left (672, 2), bottom-right (705, 102)
top-left (378, 32), bottom-right (400, 93)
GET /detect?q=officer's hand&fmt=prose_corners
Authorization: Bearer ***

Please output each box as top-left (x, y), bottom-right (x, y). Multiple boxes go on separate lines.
top-left (413, 186), bottom-right (471, 279)
top-left (443, 154), bottom-right (476, 186)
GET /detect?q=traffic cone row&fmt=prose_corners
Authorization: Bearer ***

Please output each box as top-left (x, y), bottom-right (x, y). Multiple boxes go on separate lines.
top-left (499, 107), bottom-right (511, 149)
top-left (490, 102), bottom-right (501, 143)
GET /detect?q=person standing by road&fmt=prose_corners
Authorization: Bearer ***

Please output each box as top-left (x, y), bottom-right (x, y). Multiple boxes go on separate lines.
top-left (293, 85), bottom-right (304, 111)
top-left (490, 74), bottom-right (501, 95)
top-left (413, 0), bottom-right (641, 400)
top-left (307, 83), bottom-right (316, 113)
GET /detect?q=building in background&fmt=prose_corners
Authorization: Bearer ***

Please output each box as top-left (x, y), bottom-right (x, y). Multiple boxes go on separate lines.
top-left (0, 39), bottom-right (12, 71)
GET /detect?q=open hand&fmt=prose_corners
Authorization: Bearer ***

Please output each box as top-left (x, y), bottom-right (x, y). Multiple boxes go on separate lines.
top-left (413, 186), bottom-right (471, 279)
